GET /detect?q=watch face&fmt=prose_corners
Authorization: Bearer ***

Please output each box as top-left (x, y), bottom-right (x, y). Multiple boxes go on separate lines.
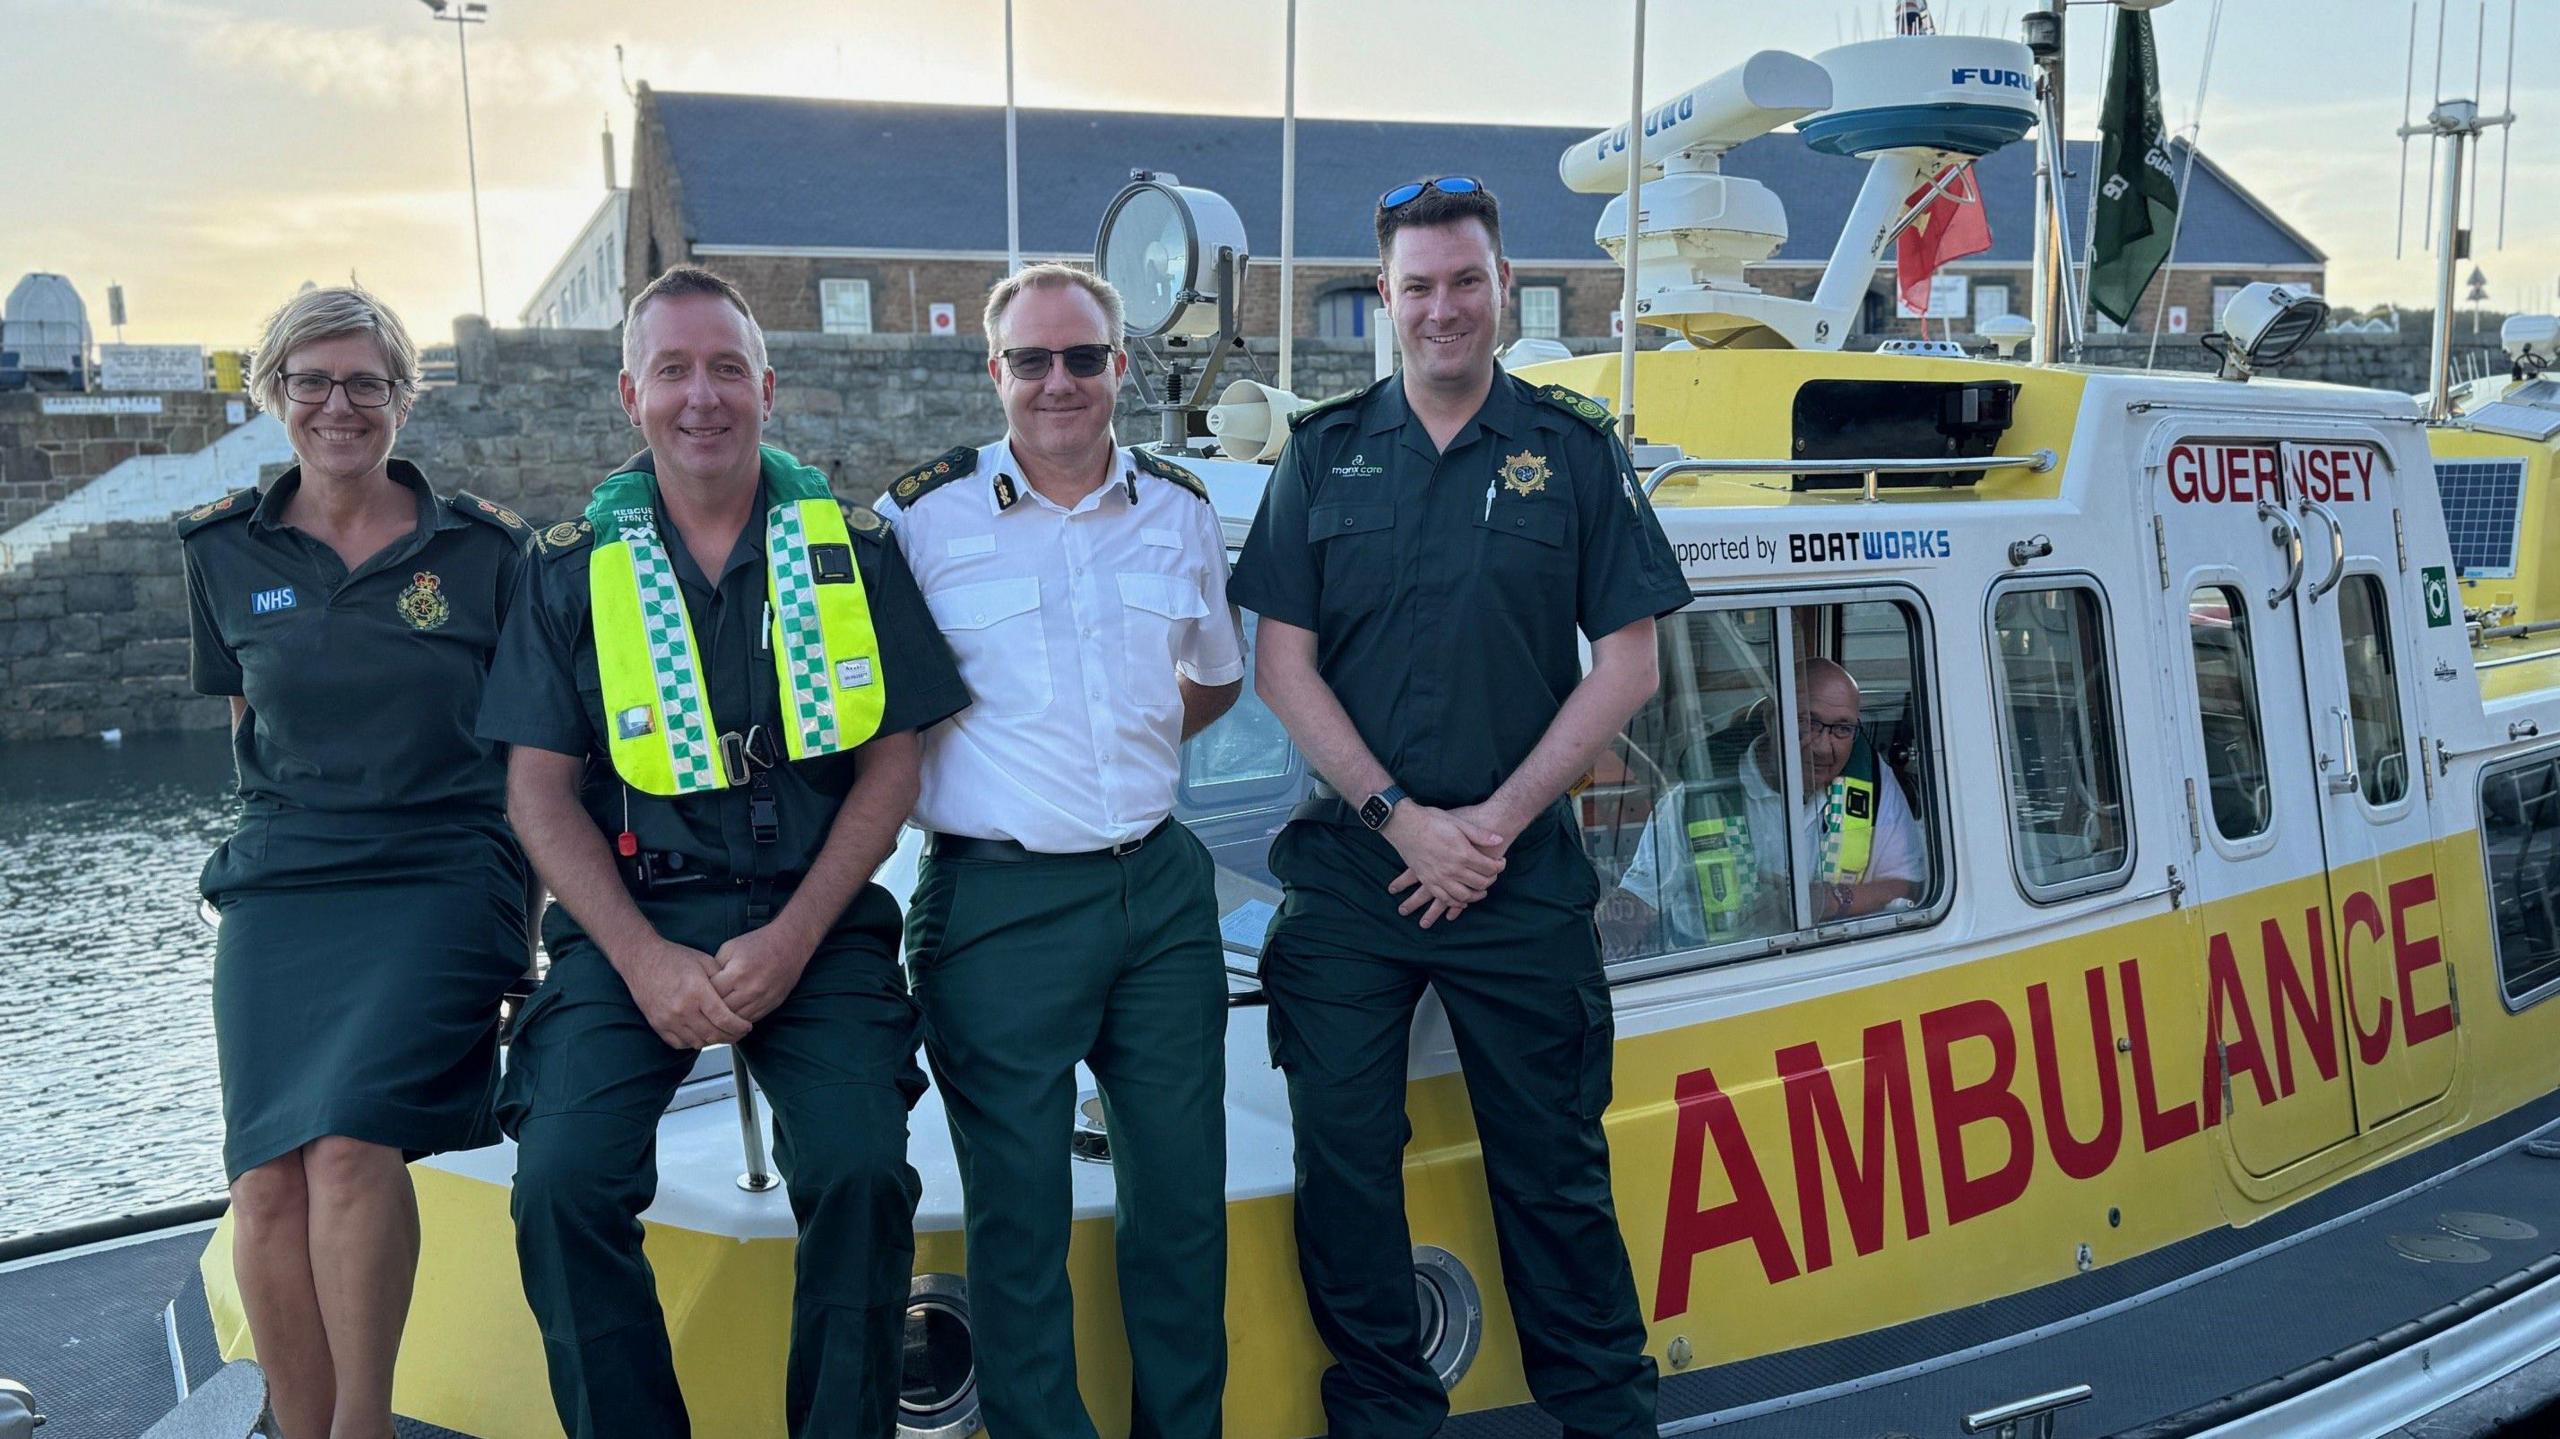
top-left (1360, 795), bottom-right (1392, 830)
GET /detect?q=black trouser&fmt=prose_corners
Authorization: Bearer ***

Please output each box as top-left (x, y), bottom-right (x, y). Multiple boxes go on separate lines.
top-left (1261, 813), bottom-right (1657, 1439)
top-left (497, 888), bottom-right (926, 1439)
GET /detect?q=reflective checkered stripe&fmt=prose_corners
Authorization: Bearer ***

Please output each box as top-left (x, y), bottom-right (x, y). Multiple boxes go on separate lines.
top-left (766, 488), bottom-right (887, 761)
top-left (627, 528), bottom-right (721, 791)
top-left (767, 504), bottom-right (838, 755)
top-left (1817, 776), bottom-right (1876, 883)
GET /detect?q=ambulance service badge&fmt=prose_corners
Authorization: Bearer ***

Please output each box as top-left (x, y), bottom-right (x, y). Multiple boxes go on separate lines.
top-left (397, 571), bottom-right (451, 631)
top-left (1501, 450), bottom-right (1552, 499)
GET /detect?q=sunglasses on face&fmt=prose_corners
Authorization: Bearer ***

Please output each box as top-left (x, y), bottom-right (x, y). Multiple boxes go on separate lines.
top-left (999, 344), bottom-right (1116, 381)
top-left (1379, 175), bottom-right (1485, 211)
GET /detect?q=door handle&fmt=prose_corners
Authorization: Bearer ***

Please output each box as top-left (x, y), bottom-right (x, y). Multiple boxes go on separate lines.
top-left (2258, 500), bottom-right (2303, 608)
top-left (2328, 706), bottom-right (2361, 795)
top-left (2298, 497), bottom-right (2347, 602)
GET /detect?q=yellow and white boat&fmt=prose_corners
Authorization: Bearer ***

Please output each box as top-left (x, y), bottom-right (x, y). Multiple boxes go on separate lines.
top-left (166, 23), bottom-right (2560, 1439)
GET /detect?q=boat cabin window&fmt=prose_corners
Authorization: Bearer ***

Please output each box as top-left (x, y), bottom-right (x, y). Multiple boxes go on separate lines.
top-left (2481, 746), bottom-right (2560, 1009)
top-left (1176, 611), bottom-right (1311, 963)
top-left (1593, 592), bottom-right (1945, 970)
top-left (2336, 574), bottom-right (2410, 807)
top-left (2188, 585), bottom-right (2273, 843)
top-left (1989, 581), bottom-right (2134, 899)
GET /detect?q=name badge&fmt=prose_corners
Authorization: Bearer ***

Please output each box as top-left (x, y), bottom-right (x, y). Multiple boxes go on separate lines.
top-left (616, 705), bottom-right (655, 739)
top-left (836, 657), bottom-right (873, 689)
top-left (250, 586), bottom-right (297, 615)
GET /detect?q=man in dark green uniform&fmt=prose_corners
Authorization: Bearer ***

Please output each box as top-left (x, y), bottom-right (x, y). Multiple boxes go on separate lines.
top-left (1228, 178), bottom-right (1689, 1438)
top-left (477, 266), bottom-right (967, 1438)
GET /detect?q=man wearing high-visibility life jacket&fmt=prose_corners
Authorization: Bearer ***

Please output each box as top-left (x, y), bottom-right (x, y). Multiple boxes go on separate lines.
top-left (477, 266), bottom-right (968, 1439)
top-left (1614, 656), bottom-right (1926, 949)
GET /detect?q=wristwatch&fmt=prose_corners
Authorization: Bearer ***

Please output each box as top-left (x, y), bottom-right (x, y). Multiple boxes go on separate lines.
top-left (1359, 784), bottom-right (1408, 831)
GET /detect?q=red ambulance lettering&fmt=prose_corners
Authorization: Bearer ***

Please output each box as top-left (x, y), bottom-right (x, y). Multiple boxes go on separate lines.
top-left (1777, 1023), bottom-right (1931, 1275)
top-left (2262, 907), bottom-right (2340, 1097)
top-left (2390, 874), bottom-right (2454, 1046)
top-left (2164, 443), bottom-right (2282, 505)
top-left (1920, 999), bottom-right (2035, 1225)
top-left (2027, 969), bottom-right (2124, 1181)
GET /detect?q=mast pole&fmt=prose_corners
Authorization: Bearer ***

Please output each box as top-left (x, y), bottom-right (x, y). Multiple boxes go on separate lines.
top-left (1616, 0), bottom-right (1646, 450)
top-left (2028, 0), bottom-right (2063, 364)
top-left (1279, 0), bottom-right (1298, 394)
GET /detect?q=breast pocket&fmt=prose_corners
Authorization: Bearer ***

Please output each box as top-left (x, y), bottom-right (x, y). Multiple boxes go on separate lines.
top-left (1308, 501), bottom-right (1398, 616)
top-left (1117, 571), bottom-right (1210, 710)
top-left (1469, 501), bottom-right (1571, 611)
top-left (926, 576), bottom-right (1051, 718)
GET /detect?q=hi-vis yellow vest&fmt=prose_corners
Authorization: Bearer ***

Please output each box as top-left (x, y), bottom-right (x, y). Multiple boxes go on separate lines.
top-left (588, 447), bottom-right (886, 796)
top-left (1681, 732), bottom-right (1878, 923)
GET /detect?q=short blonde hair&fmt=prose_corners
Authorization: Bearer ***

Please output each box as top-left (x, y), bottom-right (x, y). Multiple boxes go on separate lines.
top-left (248, 286), bottom-right (421, 415)
top-left (623, 265), bottom-right (768, 375)
top-left (982, 263), bottom-right (1125, 357)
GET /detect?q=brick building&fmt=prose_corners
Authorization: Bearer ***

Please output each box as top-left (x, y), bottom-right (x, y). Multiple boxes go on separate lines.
top-left (600, 84), bottom-right (2321, 347)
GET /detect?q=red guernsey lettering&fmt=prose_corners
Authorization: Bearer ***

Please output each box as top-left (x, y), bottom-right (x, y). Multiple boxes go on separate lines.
top-left (1776, 1023), bottom-right (1931, 1274)
top-left (2201, 931), bottom-right (2279, 1125)
top-left (2028, 970), bottom-right (2124, 1180)
top-left (2390, 874), bottom-right (2454, 1046)
top-left (2341, 890), bottom-right (2395, 1066)
top-left (1658, 1067), bottom-right (1797, 1315)
top-left (1920, 1000), bottom-right (2035, 1225)
top-left (2263, 907), bottom-right (2339, 1097)
top-left (2119, 959), bottom-right (2201, 1150)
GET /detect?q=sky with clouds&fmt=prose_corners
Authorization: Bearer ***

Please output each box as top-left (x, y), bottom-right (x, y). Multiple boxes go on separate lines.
top-left (6, 0), bottom-right (2553, 347)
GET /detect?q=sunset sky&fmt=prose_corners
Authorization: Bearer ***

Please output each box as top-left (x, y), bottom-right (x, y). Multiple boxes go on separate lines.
top-left (7, 0), bottom-right (2555, 348)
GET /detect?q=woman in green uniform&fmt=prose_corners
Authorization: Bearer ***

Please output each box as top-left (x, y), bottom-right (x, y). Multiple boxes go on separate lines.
top-left (180, 287), bottom-right (533, 1439)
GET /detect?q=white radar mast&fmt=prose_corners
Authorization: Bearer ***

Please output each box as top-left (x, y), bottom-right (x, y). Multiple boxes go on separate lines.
top-left (1562, 36), bottom-right (2038, 351)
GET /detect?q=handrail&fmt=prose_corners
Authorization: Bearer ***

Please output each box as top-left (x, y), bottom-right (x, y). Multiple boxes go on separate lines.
top-left (2299, 497), bottom-right (2347, 601)
top-left (2256, 499), bottom-right (2303, 608)
top-left (1644, 449), bottom-right (2057, 499)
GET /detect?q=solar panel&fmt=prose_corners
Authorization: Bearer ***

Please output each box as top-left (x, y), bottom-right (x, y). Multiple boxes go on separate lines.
top-left (2434, 458), bottom-right (2527, 578)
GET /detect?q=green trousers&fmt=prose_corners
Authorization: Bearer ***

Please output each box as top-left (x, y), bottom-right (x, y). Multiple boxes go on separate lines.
top-left (497, 887), bottom-right (927, 1439)
top-left (1261, 813), bottom-right (1658, 1439)
top-left (905, 820), bottom-right (1228, 1439)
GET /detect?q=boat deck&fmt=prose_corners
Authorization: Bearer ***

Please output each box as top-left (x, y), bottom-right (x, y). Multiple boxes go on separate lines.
top-left (8, 1106), bottom-right (2560, 1438)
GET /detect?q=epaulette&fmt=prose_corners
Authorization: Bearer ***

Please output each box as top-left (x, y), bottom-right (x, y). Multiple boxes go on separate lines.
top-left (1285, 386), bottom-right (1372, 432)
top-left (176, 486), bottom-right (259, 536)
top-left (534, 517), bottom-right (595, 557)
top-left (1533, 382), bottom-right (1615, 433)
top-left (841, 501), bottom-right (891, 543)
top-left (885, 446), bottom-right (978, 509)
top-left (1131, 447), bottom-right (1210, 503)
top-left (451, 490), bottom-right (532, 539)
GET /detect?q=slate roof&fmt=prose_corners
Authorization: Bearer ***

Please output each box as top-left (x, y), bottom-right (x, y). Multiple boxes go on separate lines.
top-left (650, 89), bottom-right (2323, 269)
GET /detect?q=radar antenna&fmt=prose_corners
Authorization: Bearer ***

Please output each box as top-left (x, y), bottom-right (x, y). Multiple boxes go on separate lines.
top-left (2395, 0), bottom-right (2520, 421)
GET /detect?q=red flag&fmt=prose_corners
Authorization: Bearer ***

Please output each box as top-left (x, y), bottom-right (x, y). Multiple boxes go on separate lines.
top-left (1896, 162), bottom-right (1992, 316)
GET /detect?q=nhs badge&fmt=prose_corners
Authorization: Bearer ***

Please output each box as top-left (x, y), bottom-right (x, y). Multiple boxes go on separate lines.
top-left (836, 657), bottom-right (873, 689)
top-left (250, 586), bottom-right (297, 615)
top-left (616, 705), bottom-right (655, 740)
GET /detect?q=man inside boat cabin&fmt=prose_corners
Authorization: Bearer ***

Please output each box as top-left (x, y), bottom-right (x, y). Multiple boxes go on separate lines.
top-left (475, 264), bottom-right (968, 1438)
top-left (1229, 175), bottom-right (1689, 1438)
top-left (1612, 654), bottom-right (1927, 946)
top-left (872, 263), bottom-right (1244, 1439)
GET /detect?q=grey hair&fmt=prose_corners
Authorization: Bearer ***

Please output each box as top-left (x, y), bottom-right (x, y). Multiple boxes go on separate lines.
top-left (247, 286), bottom-right (421, 416)
top-left (982, 263), bottom-right (1125, 357)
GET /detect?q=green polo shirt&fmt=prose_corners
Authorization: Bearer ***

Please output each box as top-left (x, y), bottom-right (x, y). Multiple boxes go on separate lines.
top-left (181, 460), bottom-right (534, 817)
top-left (475, 450), bottom-right (968, 892)
top-left (1228, 366), bottom-right (1690, 810)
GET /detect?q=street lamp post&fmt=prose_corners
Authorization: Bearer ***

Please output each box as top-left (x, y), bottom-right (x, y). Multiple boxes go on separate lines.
top-left (421, 0), bottom-right (491, 319)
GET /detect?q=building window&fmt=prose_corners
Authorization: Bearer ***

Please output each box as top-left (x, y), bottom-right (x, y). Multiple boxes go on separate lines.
top-left (1594, 592), bottom-right (1945, 970)
top-left (1315, 285), bottom-right (1372, 340)
top-left (2481, 745), bottom-right (2560, 1007)
top-left (2189, 585), bottom-right (2272, 843)
top-left (2211, 281), bottom-right (2246, 324)
top-left (1972, 283), bottom-right (2011, 328)
top-left (2337, 574), bottom-right (2409, 808)
top-left (1989, 581), bottom-right (2133, 899)
top-left (1519, 284), bottom-right (1563, 340)
top-left (821, 278), bottom-right (874, 335)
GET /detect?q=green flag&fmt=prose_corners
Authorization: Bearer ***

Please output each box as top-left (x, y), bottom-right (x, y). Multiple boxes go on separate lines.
top-left (2090, 8), bottom-right (2180, 326)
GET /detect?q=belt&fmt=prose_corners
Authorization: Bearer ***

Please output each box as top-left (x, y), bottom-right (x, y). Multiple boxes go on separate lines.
top-left (925, 816), bottom-right (1174, 863)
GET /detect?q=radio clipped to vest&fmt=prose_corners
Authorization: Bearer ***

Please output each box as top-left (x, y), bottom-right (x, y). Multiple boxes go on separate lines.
top-left (588, 447), bottom-right (887, 796)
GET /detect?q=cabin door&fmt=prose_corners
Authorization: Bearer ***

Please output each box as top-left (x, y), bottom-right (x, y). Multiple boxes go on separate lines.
top-left (2148, 434), bottom-right (2359, 1178)
top-left (2281, 440), bottom-right (2459, 1126)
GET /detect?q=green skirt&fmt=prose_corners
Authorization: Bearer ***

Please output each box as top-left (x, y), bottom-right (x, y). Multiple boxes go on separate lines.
top-left (204, 811), bottom-right (528, 1181)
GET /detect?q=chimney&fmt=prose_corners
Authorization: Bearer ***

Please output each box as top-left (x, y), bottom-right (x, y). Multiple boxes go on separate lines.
top-left (602, 120), bottom-right (618, 192)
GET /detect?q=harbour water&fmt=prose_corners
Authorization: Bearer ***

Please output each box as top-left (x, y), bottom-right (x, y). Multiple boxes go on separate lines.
top-left (1, 728), bottom-right (237, 1242)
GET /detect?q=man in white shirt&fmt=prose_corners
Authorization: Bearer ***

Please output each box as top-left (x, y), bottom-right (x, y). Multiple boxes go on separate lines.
top-left (875, 262), bottom-right (1243, 1439)
top-left (1615, 657), bottom-right (1925, 949)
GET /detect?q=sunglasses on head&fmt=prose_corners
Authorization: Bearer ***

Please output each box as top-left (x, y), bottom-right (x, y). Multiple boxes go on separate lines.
top-left (998, 344), bottom-right (1116, 381)
top-left (1379, 175), bottom-right (1485, 211)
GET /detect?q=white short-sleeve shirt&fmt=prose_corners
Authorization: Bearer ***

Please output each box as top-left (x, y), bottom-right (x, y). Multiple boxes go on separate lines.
top-left (880, 439), bottom-right (1245, 852)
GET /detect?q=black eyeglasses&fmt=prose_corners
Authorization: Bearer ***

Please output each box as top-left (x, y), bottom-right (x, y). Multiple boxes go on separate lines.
top-left (281, 372), bottom-right (395, 408)
top-left (1379, 175), bottom-right (1485, 211)
top-left (998, 344), bottom-right (1116, 381)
